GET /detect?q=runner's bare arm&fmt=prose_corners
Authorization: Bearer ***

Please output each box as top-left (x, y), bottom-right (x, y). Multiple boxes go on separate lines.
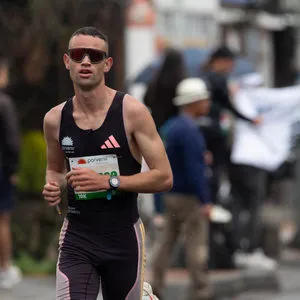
top-left (43, 105), bottom-right (67, 188)
top-left (119, 96), bottom-right (173, 193)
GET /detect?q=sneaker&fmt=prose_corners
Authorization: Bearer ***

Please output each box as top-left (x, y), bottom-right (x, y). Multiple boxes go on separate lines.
top-left (250, 249), bottom-right (278, 271)
top-left (233, 251), bottom-right (249, 269)
top-left (143, 282), bottom-right (160, 300)
top-left (247, 249), bottom-right (277, 271)
top-left (210, 205), bottom-right (232, 224)
top-left (0, 265), bottom-right (22, 289)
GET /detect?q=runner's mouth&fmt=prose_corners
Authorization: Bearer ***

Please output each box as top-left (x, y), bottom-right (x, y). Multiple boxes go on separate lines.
top-left (79, 69), bottom-right (93, 74)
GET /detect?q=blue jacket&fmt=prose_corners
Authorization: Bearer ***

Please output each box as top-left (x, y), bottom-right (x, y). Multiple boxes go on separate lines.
top-left (161, 114), bottom-right (210, 204)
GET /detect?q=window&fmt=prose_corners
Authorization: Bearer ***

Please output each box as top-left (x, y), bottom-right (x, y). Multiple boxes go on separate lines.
top-left (157, 11), bottom-right (177, 37)
top-left (184, 13), bottom-right (217, 45)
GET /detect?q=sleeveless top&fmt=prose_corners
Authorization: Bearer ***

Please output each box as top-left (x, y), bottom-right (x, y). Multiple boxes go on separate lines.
top-left (59, 91), bottom-right (141, 231)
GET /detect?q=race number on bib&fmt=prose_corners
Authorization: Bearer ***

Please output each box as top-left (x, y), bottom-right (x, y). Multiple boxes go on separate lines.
top-left (69, 154), bottom-right (120, 200)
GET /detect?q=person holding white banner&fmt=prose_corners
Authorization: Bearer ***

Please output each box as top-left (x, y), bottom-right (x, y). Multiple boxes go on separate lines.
top-left (201, 47), bottom-right (262, 204)
top-left (229, 72), bottom-right (300, 270)
top-left (200, 48), bottom-right (263, 270)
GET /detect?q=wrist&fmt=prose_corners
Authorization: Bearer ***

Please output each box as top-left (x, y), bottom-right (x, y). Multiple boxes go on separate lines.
top-left (108, 175), bottom-right (121, 190)
top-left (100, 174), bottom-right (111, 190)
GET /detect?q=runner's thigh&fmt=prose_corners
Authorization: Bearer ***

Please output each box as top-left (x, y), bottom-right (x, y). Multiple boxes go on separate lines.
top-left (101, 219), bottom-right (145, 300)
top-left (56, 220), bottom-right (100, 300)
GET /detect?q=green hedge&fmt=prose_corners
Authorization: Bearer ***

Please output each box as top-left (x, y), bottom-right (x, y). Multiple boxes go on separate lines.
top-left (17, 130), bottom-right (47, 195)
top-left (15, 252), bottom-right (56, 275)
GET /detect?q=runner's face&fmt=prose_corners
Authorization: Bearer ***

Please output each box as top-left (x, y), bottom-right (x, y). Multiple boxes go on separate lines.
top-left (64, 35), bottom-right (112, 91)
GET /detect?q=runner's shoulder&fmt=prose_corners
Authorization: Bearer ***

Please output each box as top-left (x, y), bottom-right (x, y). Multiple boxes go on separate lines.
top-left (123, 94), bottom-right (151, 121)
top-left (44, 101), bottom-right (67, 129)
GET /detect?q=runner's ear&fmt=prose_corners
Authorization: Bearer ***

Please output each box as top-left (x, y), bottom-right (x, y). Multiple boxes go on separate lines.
top-left (104, 57), bottom-right (113, 73)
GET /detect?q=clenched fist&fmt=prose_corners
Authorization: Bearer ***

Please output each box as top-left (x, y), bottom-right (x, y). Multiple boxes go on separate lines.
top-left (42, 181), bottom-right (62, 206)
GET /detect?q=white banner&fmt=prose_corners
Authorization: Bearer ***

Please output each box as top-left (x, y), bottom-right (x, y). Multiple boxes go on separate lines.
top-left (231, 86), bottom-right (300, 171)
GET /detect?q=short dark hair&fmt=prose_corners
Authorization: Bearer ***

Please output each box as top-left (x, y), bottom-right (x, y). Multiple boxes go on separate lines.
top-left (210, 46), bottom-right (236, 61)
top-left (70, 27), bottom-right (109, 53)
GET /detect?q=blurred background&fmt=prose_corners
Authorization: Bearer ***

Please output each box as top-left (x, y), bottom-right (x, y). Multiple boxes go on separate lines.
top-left (2, 0), bottom-right (300, 299)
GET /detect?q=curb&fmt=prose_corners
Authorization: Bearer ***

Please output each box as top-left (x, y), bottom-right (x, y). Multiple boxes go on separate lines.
top-left (280, 248), bottom-right (300, 268)
top-left (213, 269), bottom-right (279, 298)
top-left (162, 268), bottom-right (279, 299)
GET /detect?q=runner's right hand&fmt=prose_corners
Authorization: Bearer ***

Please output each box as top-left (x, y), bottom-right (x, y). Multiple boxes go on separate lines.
top-left (42, 181), bottom-right (61, 206)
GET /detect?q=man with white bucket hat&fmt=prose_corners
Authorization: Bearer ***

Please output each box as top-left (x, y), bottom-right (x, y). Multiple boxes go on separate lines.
top-left (151, 78), bottom-right (225, 300)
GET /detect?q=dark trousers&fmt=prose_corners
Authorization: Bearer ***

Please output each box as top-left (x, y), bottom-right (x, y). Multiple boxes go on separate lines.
top-left (0, 170), bottom-right (14, 213)
top-left (205, 135), bottom-right (233, 268)
top-left (229, 164), bottom-right (267, 253)
top-left (204, 134), bottom-right (229, 204)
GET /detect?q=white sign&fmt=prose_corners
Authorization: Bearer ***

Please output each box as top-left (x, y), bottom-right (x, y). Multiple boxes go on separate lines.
top-left (231, 86), bottom-right (300, 171)
top-left (69, 154), bottom-right (120, 200)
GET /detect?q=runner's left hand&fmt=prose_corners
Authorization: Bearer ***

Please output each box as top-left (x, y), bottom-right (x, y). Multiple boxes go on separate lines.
top-left (66, 167), bottom-right (110, 191)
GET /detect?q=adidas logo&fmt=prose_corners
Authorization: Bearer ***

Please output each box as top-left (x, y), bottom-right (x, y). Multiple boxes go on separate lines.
top-left (101, 135), bottom-right (120, 149)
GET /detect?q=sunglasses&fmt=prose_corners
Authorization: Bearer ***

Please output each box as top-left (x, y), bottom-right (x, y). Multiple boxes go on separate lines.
top-left (68, 48), bottom-right (107, 64)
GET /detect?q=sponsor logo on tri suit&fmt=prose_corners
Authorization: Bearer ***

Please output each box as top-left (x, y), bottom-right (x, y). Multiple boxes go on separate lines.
top-left (61, 136), bottom-right (75, 154)
top-left (68, 206), bottom-right (80, 215)
top-left (100, 135), bottom-right (120, 149)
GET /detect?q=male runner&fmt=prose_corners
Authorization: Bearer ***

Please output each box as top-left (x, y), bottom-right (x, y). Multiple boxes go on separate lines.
top-left (42, 27), bottom-right (173, 300)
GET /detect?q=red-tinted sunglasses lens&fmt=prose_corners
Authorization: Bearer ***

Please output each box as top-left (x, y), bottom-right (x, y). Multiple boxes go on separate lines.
top-left (87, 49), bottom-right (106, 63)
top-left (68, 48), bottom-right (106, 63)
top-left (69, 48), bottom-right (85, 62)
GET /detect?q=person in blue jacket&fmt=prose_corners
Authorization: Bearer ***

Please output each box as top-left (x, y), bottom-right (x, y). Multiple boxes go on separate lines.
top-left (151, 78), bottom-right (215, 300)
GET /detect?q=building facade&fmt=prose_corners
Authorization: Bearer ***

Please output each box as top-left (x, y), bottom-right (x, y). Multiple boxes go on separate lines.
top-left (153, 0), bottom-right (219, 51)
top-left (125, 0), bottom-right (220, 99)
top-left (218, 0), bottom-right (300, 87)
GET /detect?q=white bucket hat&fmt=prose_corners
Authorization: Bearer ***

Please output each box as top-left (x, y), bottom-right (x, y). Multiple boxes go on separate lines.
top-left (173, 78), bottom-right (210, 107)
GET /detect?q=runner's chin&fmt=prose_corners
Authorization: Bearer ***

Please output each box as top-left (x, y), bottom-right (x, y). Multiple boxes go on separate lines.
top-left (76, 76), bottom-right (98, 91)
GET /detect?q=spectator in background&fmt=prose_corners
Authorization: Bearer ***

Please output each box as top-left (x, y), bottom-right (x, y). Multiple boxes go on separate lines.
top-left (151, 78), bottom-right (214, 300)
top-left (201, 46), bottom-right (262, 204)
top-left (0, 54), bottom-right (22, 288)
top-left (230, 73), bottom-right (277, 270)
top-left (144, 47), bottom-right (186, 131)
top-left (200, 47), bottom-right (263, 270)
top-left (143, 48), bottom-right (186, 224)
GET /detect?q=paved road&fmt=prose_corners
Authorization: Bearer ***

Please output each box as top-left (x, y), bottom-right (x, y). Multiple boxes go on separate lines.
top-left (227, 266), bottom-right (300, 300)
top-left (1, 277), bottom-right (56, 300)
top-left (0, 276), bottom-right (102, 300)
top-left (0, 265), bottom-right (298, 300)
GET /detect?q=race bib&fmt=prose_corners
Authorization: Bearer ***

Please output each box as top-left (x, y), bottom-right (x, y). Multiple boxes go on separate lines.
top-left (69, 154), bottom-right (120, 200)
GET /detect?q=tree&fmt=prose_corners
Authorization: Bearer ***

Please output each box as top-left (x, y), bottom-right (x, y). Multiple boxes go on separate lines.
top-left (0, 0), bottom-right (128, 130)
top-left (0, 0), bottom-right (128, 262)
